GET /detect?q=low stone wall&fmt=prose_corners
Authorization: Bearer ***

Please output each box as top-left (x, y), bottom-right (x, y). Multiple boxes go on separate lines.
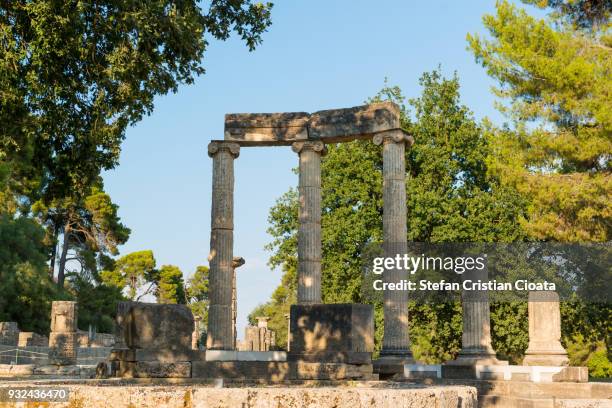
top-left (0, 345), bottom-right (111, 365)
top-left (0, 382), bottom-right (477, 408)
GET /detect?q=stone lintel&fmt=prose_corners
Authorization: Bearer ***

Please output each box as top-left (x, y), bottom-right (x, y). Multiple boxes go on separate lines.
top-left (224, 112), bottom-right (309, 144)
top-left (309, 102), bottom-right (401, 141)
top-left (223, 102), bottom-right (405, 145)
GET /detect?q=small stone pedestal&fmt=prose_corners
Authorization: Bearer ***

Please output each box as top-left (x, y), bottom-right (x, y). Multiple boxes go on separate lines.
top-left (48, 301), bottom-right (78, 366)
top-left (523, 291), bottom-right (569, 366)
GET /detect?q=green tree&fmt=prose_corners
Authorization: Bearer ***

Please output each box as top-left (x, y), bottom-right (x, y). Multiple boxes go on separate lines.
top-left (33, 184), bottom-right (130, 287)
top-left (156, 265), bottom-right (186, 304)
top-left (186, 265), bottom-right (210, 346)
top-left (0, 215), bottom-right (62, 334)
top-left (259, 71), bottom-right (527, 360)
top-left (467, 0), bottom-right (611, 242)
top-left (100, 250), bottom-right (156, 300)
top-left (1, 0), bottom-right (274, 207)
top-left (69, 273), bottom-right (125, 334)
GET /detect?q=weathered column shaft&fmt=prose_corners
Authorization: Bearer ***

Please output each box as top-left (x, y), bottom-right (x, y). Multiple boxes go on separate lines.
top-left (461, 267), bottom-right (495, 354)
top-left (374, 130), bottom-right (413, 359)
top-left (207, 141), bottom-right (239, 350)
top-left (449, 264), bottom-right (505, 365)
top-left (292, 141), bottom-right (327, 304)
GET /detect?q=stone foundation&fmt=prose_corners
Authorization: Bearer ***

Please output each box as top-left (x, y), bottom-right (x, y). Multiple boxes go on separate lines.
top-left (0, 382), bottom-right (477, 408)
top-left (192, 361), bottom-right (378, 381)
top-left (400, 364), bottom-right (589, 383)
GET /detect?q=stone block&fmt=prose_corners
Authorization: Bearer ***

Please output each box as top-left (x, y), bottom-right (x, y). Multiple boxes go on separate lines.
top-left (50, 301), bottom-right (77, 332)
top-left (119, 361), bottom-right (191, 378)
top-left (0, 363), bottom-right (34, 376)
top-left (294, 361), bottom-right (375, 380)
top-left (191, 360), bottom-right (376, 381)
top-left (223, 103), bottom-right (402, 145)
top-left (192, 360), bottom-right (292, 380)
top-left (224, 112), bottom-right (309, 145)
top-left (0, 322), bottom-right (19, 346)
top-left (110, 348), bottom-right (206, 363)
top-left (204, 350), bottom-right (287, 361)
top-left (308, 102), bottom-right (401, 141)
top-left (552, 366), bottom-right (589, 383)
top-left (288, 303), bottom-right (374, 364)
top-left (48, 332), bottom-right (78, 365)
top-left (17, 332), bottom-right (48, 347)
top-left (123, 302), bottom-right (194, 352)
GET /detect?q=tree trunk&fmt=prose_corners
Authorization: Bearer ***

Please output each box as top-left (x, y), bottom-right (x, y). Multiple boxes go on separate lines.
top-left (57, 223), bottom-right (71, 289)
top-left (48, 222), bottom-right (59, 278)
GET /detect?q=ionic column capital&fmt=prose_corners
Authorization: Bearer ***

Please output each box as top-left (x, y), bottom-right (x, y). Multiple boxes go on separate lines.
top-left (208, 141), bottom-right (240, 158)
top-left (291, 140), bottom-right (328, 156)
top-left (372, 129), bottom-right (414, 147)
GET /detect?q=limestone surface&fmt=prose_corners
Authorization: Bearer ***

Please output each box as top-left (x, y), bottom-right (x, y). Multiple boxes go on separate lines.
top-left (123, 303), bottom-right (194, 352)
top-left (224, 102), bottom-right (403, 145)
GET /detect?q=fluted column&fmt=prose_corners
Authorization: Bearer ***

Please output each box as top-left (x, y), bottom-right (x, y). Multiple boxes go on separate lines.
top-left (373, 129), bottom-right (413, 360)
top-left (292, 141), bottom-right (327, 304)
top-left (207, 141), bottom-right (240, 350)
top-left (523, 291), bottom-right (568, 366)
top-left (449, 266), bottom-right (506, 365)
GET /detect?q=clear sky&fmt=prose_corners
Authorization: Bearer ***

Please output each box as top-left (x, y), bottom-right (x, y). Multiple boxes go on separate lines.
top-left (102, 0), bottom-right (541, 338)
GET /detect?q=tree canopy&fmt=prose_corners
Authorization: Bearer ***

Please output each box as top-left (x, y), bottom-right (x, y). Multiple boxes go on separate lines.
top-left (467, 0), bottom-right (611, 241)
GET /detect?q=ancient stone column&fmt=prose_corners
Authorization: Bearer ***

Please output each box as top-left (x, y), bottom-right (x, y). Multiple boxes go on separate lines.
top-left (48, 301), bottom-right (78, 365)
top-left (449, 266), bottom-right (505, 365)
top-left (524, 291), bottom-right (569, 366)
top-left (373, 130), bottom-right (413, 361)
top-left (192, 315), bottom-right (202, 350)
top-left (207, 141), bottom-right (240, 350)
top-left (231, 256), bottom-right (245, 350)
top-left (292, 141), bottom-right (327, 304)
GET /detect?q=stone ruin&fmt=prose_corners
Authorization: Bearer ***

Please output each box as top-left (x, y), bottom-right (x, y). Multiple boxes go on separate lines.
top-left (0, 102), bottom-right (604, 408)
top-left (109, 302), bottom-right (198, 378)
top-left (18, 332), bottom-right (48, 347)
top-left (238, 317), bottom-right (276, 352)
top-left (0, 322), bottom-right (20, 346)
top-left (48, 301), bottom-right (79, 365)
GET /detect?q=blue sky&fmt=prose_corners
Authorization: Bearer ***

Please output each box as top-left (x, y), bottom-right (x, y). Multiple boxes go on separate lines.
top-left (102, 0), bottom-right (541, 337)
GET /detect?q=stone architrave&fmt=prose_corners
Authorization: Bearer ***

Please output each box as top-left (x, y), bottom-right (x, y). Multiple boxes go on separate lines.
top-left (373, 130), bottom-right (414, 363)
top-left (232, 256), bottom-right (245, 350)
top-left (207, 141), bottom-right (240, 350)
top-left (448, 266), bottom-right (506, 366)
top-left (48, 301), bottom-right (78, 366)
top-left (0, 322), bottom-right (19, 346)
top-left (223, 102), bottom-right (401, 145)
top-left (292, 141), bottom-right (327, 304)
top-left (523, 291), bottom-right (569, 366)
